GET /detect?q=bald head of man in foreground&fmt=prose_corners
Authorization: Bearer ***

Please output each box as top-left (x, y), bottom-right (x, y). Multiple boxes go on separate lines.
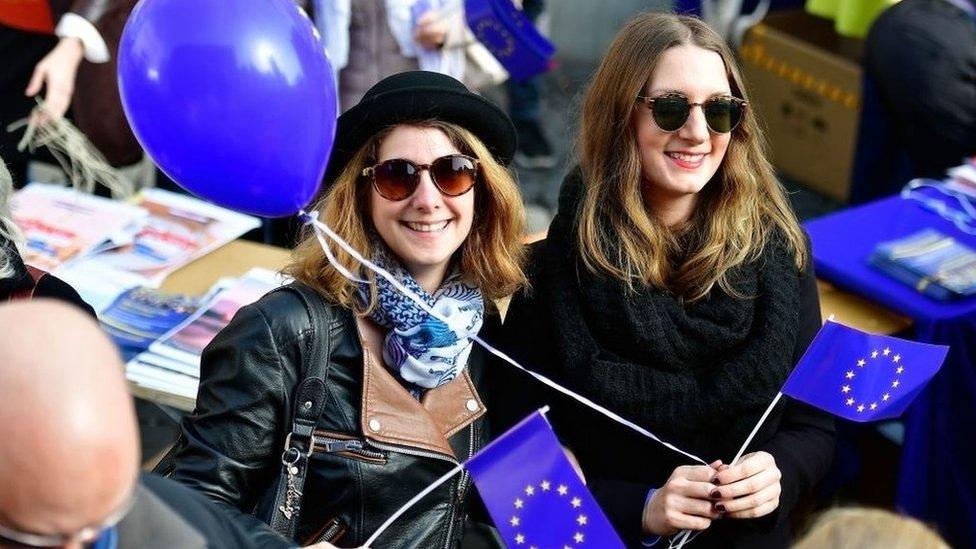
top-left (0, 300), bottom-right (290, 549)
top-left (0, 299), bottom-right (138, 547)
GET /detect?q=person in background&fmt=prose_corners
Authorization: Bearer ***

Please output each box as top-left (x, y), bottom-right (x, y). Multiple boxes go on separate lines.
top-left (851, 0), bottom-right (976, 203)
top-left (166, 71), bottom-right (526, 548)
top-left (0, 157), bottom-right (94, 312)
top-left (0, 299), bottom-right (287, 549)
top-left (312, 0), bottom-right (496, 112)
top-left (0, 1), bottom-right (141, 188)
top-left (508, 0), bottom-right (557, 170)
top-left (792, 507), bottom-right (949, 549)
top-left (497, 12), bottom-right (834, 547)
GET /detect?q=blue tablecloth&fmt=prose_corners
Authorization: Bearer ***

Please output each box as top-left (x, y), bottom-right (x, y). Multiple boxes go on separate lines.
top-left (805, 196), bottom-right (976, 548)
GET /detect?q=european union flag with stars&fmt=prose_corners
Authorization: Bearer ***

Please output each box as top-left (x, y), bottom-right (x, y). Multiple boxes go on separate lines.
top-left (782, 320), bottom-right (948, 422)
top-left (467, 411), bottom-right (625, 548)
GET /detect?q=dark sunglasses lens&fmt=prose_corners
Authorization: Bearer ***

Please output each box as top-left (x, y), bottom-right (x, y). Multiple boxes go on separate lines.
top-left (704, 98), bottom-right (742, 133)
top-left (430, 155), bottom-right (477, 196)
top-left (651, 96), bottom-right (691, 132)
top-left (373, 159), bottom-right (418, 200)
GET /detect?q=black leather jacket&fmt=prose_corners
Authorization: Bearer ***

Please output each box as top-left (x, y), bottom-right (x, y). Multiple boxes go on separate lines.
top-left (165, 283), bottom-right (497, 548)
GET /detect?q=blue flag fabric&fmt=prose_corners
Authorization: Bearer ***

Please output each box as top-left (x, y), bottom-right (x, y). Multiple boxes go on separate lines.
top-left (467, 411), bottom-right (625, 548)
top-left (782, 320), bottom-right (948, 422)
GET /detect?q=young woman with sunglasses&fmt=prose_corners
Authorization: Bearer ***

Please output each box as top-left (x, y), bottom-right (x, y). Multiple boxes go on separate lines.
top-left (498, 13), bottom-right (835, 548)
top-left (166, 71), bottom-right (526, 548)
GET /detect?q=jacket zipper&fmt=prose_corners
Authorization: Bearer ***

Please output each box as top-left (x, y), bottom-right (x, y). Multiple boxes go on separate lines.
top-left (314, 436), bottom-right (388, 462)
top-left (312, 517), bottom-right (346, 544)
top-left (442, 423), bottom-right (476, 549)
top-left (365, 439), bottom-right (464, 548)
top-left (366, 439), bottom-right (459, 465)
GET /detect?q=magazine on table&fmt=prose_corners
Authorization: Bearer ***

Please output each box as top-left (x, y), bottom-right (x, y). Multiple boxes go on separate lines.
top-left (125, 360), bottom-right (200, 400)
top-left (870, 229), bottom-right (976, 301)
top-left (139, 267), bottom-right (285, 369)
top-left (99, 287), bottom-right (201, 362)
top-left (70, 188), bottom-right (261, 286)
top-left (10, 183), bottom-right (147, 272)
top-left (125, 269), bottom-right (286, 400)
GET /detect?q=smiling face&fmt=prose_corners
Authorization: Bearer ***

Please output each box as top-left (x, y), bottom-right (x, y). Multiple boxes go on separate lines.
top-left (369, 125), bottom-right (475, 292)
top-left (634, 44), bottom-right (733, 225)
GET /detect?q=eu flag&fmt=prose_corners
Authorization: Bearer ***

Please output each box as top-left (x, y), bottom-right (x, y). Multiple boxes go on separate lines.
top-left (467, 411), bottom-right (625, 548)
top-left (782, 320), bottom-right (948, 422)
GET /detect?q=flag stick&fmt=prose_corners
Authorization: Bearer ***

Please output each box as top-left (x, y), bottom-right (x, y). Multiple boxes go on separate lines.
top-left (730, 392), bottom-right (783, 467)
top-left (362, 464), bottom-right (464, 547)
top-left (362, 407), bottom-right (551, 546)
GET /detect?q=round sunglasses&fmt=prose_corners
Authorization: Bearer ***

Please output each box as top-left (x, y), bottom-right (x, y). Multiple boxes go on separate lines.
top-left (362, 154), bottom-right (480, 201)
top-left (635, 93), bottom-right (747, 134)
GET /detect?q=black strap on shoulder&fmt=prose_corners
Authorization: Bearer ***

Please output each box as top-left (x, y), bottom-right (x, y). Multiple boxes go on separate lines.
top-left (266, 283), bottom-right (334, 539)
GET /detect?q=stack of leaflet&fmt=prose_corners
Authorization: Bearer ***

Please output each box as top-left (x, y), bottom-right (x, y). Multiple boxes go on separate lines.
top-left (125, 268), bottom-right (285, 401)
top-left (871, 229), bottom-right (976, 301)
top-left (11, 184), bottom-right (261, 313)
top-left (10, 183), bottom-right (147, 272)
top-left (99, 288), bottom-right (202, 363)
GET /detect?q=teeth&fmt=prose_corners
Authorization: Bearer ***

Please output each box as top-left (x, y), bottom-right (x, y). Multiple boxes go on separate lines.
top-left (405, 220), bottom-right (450, 232)
top-left (667, 152), bottom-right (705, 162)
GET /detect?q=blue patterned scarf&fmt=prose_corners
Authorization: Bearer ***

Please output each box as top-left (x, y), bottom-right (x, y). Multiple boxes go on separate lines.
top-left (359, 242), bottom-right (484, 397)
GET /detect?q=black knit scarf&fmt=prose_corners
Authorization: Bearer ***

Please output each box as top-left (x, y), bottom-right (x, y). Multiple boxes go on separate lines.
top-left (542, 171), bottom-right (801, 460)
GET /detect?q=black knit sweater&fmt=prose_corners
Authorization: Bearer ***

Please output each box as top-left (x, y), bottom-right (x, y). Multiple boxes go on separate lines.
top-left (492, 171), bottom-right (835, 548)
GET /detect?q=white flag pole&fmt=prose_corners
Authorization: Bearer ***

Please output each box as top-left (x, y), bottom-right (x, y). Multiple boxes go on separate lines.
top-left (729, 391), bottom-right (783, 467)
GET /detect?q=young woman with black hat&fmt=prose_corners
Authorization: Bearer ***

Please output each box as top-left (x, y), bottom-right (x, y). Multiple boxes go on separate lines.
top-left (498, 13), bottom-right (835, 548)
top-left (166, 71), bottom-right (526, 548)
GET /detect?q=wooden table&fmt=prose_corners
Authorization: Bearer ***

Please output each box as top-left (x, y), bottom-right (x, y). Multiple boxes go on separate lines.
top-left (817, 279), bottom-right (912, 334)
top-left (160, 239), bottom-right (292, 295)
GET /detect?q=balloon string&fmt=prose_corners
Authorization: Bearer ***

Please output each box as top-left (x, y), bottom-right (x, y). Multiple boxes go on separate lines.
top-left (298, 210), bottom-right (708, 466)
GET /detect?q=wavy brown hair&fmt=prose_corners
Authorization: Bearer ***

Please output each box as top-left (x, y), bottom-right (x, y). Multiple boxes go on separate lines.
top-left (576, 12), bottom-right (807, 302)
top-left (287, 121), bottom-right (527, 311)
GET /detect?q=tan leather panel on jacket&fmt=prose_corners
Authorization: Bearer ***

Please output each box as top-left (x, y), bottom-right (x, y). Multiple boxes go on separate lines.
top-left (356, 317), bottom-right (485, 458)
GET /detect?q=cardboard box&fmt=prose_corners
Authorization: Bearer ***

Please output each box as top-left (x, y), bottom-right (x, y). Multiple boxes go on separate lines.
top-left (739, 10), bottom-right (863, 202)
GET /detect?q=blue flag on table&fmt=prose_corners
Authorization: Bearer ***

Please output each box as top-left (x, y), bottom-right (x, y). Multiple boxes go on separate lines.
top-left (467, 411), bottom-right (625, 548)
top-left (782, 320), bottom-right (948, 422)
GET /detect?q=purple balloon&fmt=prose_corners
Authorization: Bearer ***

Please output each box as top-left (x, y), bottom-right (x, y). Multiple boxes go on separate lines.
top-left (118, 0), bottom-right (336, 217)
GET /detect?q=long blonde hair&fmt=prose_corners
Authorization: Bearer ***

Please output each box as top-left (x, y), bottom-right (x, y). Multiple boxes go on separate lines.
top-left (287, 121), bottom-right (526, 311)
top-left (793, 508), bottom-right (949, 549)
top-left (576, 12), bottom-right (806, 302)
top-left (0, 159), bottom-right (25, 280)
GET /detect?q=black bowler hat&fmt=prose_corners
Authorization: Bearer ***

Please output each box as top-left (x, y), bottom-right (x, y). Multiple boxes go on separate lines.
top-left (323, 71), bottom-right (517, 185)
